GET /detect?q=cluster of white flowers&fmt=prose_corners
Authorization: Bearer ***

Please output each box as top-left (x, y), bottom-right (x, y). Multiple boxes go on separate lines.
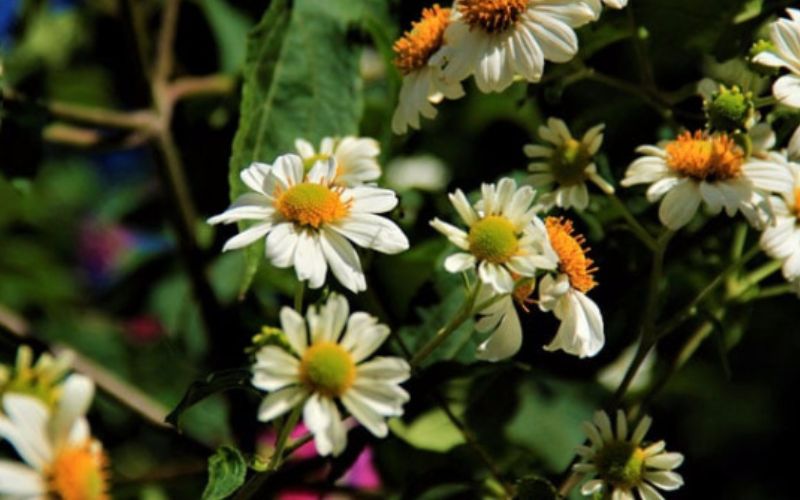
top-left (390, 0), bottom-right (627, 134)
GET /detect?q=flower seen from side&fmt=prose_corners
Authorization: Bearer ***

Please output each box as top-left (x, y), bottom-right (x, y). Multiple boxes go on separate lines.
top-left (430, 177), bottom-right (557, 294)
top-left (0, 345), bottom-right (73, 407)
top-left (392, 4), bottom-right (464, 134)
top-left (759, 137), bottom-right (800, 280)
top-left (751, 9), bottom-right (800, 108)
top-left (294, 136), bottom-right (381, 186)
top-left (575, 410), bottom-right (685, 500)
top-left (208, 154), bottom-right (409, 293)
top-left (621, 130), bottom-right (793, 230)
top-left (525, 117), bottom-right (613, 210)
top-left (251, 293), bottom-right (411, 456)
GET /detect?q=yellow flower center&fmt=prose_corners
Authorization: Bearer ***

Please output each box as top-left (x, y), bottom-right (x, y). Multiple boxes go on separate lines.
top-left (459, 0), bottom-right (528, 34)
top-left (551, 137), bottom-right (592, 186)
top-left (393, 5), bottom-right (451, 74)
top-left (545, 217), bottom-right (597, 293)
top-left (468, 215), bottom-right (519, 264)
top-left (275, 183), bottom-right (349, 228)
top-left (664, 131), bottom-right (744, 181)
top-left (594, 441), bottom-right (646, 489)
top-left (299, 342), bottom-right (356, 398)
top-left (48, 442), bottom-right (109, 500)
top-left (794, 187), bottom-right (800, 217)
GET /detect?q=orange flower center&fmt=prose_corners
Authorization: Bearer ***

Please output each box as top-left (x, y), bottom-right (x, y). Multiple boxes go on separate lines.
top-left (275, 182), bottom-right (350, 228)
top-left (545, 217), bottom-right (597, 293)
top-left (48, 441), bottom-right (109, 500)
top-left (393, 5), bottom-right (451, 74)
top-left (794, 187), bottom-right (800, 217)
top-left (299, 342), bottom-right (356, 398)
top-left (459, 0), bottom-right (528, 33)
top-left (664, 131), bottom-right (744, 181)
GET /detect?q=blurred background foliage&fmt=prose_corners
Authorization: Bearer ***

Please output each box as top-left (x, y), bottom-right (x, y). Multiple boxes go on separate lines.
top-left (1, 0), bottom-right (799, 498)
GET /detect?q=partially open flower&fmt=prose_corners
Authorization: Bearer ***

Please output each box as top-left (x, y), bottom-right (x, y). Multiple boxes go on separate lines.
top-left (294, 136), bottom-right (381, 186)
top-left (702, 84), bottom-right (756, 133)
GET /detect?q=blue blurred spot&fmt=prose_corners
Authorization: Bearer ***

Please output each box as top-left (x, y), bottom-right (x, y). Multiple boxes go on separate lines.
top-left (0, 0), bottom-right (21, 47)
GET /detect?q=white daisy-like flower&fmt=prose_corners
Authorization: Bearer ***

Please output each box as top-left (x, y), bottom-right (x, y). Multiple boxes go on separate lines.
top-left (294, 136), bottom-right (381, 186)
top-left (575, 410), bottom-right (685, 500)
top-left (433, 0), bottom-right (599, 93)
top-left (251, 293), bottom-right (411, 456)
top-left (525, 117), bottom-right (614, 210)
top-left (621, 130), bottom-right (793, 230)
top-left (473, 277), bottom-right (538, 361)
top-left (209, 154), bottom-right (409, 293)
top-left (538, 216), bottom-right (604, 358)
top-left (752, 9), bottom-right (800, 108)
top-left (759, 152), bottom-right (800, 280)
top-left (391, 4), bottom-right (465, 134)
top-left (430, 177), bottom-right (557, 294)
top-left (0, 375), bottom-right (109, 499)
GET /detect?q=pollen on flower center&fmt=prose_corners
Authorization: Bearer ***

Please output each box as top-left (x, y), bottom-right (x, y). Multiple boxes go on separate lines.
top-left (48, 442), bottom-right (109, 500)
top-left (545, 217), bottom-right (597, 293)
top-left (664, 131), bottom-right (744, 181)
top-left (459, 0), bottom-right (529, 34)
top-left (275, 183), bottom-right (349, 228)
top-left (393, 5), bottom-right (451, 74)
top-left (793, 187), bottom-right (800, 217)
top-left (468, 215), bottom-right (519, 264)
top-left (300, 342), bottom-right (356, 397)
top-left (594, 440), bottom-right (646, 488)
top-left (552, 138), bottom-right (592, 185)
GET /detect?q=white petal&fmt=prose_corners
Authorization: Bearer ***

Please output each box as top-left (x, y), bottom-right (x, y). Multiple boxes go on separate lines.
top-left (49, 374), bottom-right (94, 448)
top-left (646, 452), bottom-right (685, 470)
top-left (476, 297), bottom-right (523, 361)
top-left (252, 346), bottom-right (301, 391)
top-left (356, 357), bottom-right (411, 384)
top-left (658, 180), bottom-right (701, 230)
top-left (478, 262), bottom-right (515, 293)
top-left (0, 460), bottom-right (46, 496)
top-left (774, 74), bottom-right (800, 108)
top-left (319, 229), bottom-right (366, 293)
top-left (643, 471), bottom-right (685, 491)
top-left (265, 223), bottom-right (299, 268)
top-left (257, 386), bottom-right (307, 422)
top-left (333, 213), bottom-right (409, 254)
top-left (340, 315), bottom-right (390, 363)
top-left (293, 230), bottom-right (327, 289)
top-left (0, 395), bottom-right (51, 469)
top-left (341, 390), bottom-right (389, 438)
top-left (444, 252), bottom-right (477, 273)
top-left (280, 307), bottom-right (308, 355)
top-left (221, 223), bottom-right (273, 252)
top-left (348, 187), bottom-right (398, 213)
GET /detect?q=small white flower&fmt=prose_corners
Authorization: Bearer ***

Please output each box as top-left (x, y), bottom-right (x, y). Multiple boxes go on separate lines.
top-left (752, 9), bottom-right (800, 108)
top-left (385, 155), bottom-right (450, 192)
top-left (251, 293), bottom-right (411, 456)
top-left (525, 117), bottom-right (614, 210)
top-left (294, 136), bottom-right (381, 186)
top-left (434, 0), bottom-right (599, 93)
top-left (209, 154), bottom-right (409, 293)
top-left (0, 375), bottom-right (109, 499)
top-left (621, 130), bottom-right (793, 230)
top-left (391, 5), bottom-right (465, 134)
top-left (759, 153), bottom-right (800, 280)
top-left (538, 217), bottom-right (604, 358)
top-left (430, 177), bottom-right (557, 294)
top-left (575, 410), bottom-right (685, 500)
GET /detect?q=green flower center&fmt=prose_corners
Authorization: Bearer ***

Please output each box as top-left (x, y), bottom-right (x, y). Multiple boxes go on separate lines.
top-left (551, 138), bottom-right (592, 186)
top-left (300, 342), bottom-right (356, 397)
top-left (468, 216), bottom-right (519, 264)
top-left (594, 441), bottom-right (646, 489)
top-left (275, 182), bottom-right (349, 228)
top-left (302, 153), bottom-right (331, 173)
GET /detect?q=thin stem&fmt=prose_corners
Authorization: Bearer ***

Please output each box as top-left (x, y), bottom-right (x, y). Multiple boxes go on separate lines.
top-left (267, 406), bottom-right (303, 471)
top-left (753, 96), bottom-right (778, 108)
top-left (740, 259), bottom-right (782, 288)
top-left (747, 283), bottom-right (795, 301)
top-left (606, 192), bottom-right (658, 251)
top-left (409, 282), bottom-right (481, 368)
top-left (626, 4), bottom-right (656, 89)
top-left (294, 281), bottom-right (305, 312)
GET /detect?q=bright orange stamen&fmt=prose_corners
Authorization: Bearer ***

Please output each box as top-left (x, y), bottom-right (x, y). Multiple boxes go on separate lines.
top-left (48, 441), bottom-right (109, 500)
top-left (545, 217), bottom-right (597, 293)
top-left (794, 187), bottom-right (800, 216)
top-left (275, 183), bottom-right (349, 228)
top-left (393, 5), bottom-right (451, 74)
top-left (664, 131), bottom-right (744, 181)
top-left (459, 0), bottom-right (528, 33)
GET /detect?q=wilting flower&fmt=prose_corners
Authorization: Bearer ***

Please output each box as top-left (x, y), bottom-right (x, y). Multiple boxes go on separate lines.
top-left (209, 154), bottom-right (409, 293)
top-left (294, 136), bottom-right (381, 186)
top-left (251, 294), bottom-right (411, 456)
top-left (392, 4), bottom-right (464, 134)
top-left (575, 410), bottom-right (685, 500)
top-left (539, 217), bottom-right (604, 358)
top-left (434, 0), bottom-right (599, 92)
top-left (525, 117), bottom-right (613, 210)
top-left (621, 130), bottom-right (793, 230)
top-left (0, 375), bottom-right (109, 499)
top-left (430, 177), bottom-right (557, 294)
top-left (752, 9), bottom-right (800, 108)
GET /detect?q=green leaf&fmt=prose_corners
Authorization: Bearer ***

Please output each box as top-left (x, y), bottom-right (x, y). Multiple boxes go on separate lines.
top-left (202, 446), bottom-right (248, 500)
top-left (166, 369), bottom-right (255, 428)
top-left (228, 0), bottom-right (377, 295)
top-left (389, 406), bottom-right (467, 453)
top-left (201, 0), bottom-right (254, 73)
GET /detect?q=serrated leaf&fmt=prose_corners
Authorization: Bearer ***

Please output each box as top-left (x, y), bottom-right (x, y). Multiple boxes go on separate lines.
top-left (202, 446), bottom-right (247, 500)
top-left (166, 369), bottom-right (255, 428)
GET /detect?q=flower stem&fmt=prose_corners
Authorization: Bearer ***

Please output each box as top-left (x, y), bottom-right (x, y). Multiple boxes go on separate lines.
top-left (606, 192), bottom-right (658, 251)
top-left (410, 282), bottom-right (482, 368)
top-left (267, 405), bottom-right (303, 472)
top-left (294, 281), bottom-right (305, 312)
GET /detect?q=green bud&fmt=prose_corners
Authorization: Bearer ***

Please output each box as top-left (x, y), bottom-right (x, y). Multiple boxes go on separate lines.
top-left (704, 85), bottom-right (756, 133)
top-left (748, 39), bottom-right (780, 76)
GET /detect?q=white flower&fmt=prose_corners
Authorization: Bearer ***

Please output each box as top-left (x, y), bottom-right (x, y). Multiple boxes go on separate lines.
top-left (209, 154), bottom-right (409, 293)
top-left (752, 9), bottom-right (800, 108)
top-left (538, 217), bottom-right (604, 358)
top-left (392, 5), bottom-right (465, 134)
top-left (759, 155), bottom-right (800, 280)
top-left (602, 0), bottom-right (628, 8)
top-left (525, 117), bottom-right (614, 210)
top-left (430, 177), bottom-right (557, 294)
top-left (474, 280), bottom-right (536, 361)
top-left (434, 0), bottom-right (599, 93)
top-left (621, 130), bottom-right (793, 230)
top-left (251, 293), bottom-right (411, 456)
top-left (0, 375), bottom-right (109, 499)
top-left (294, 136), bottom-right (381, 186)
top-left (385, 155), bottom-right (450, 192)
top-left (575, 410), bottom-right (685, 500)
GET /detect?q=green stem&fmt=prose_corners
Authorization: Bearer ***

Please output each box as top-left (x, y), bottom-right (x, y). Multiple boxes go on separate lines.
top-left (607, 192), bottom-right (658, 251)
top-left (268, 405), bottom-right (303, 471)
top-left (748, 283), bottom-right (795, 301)
top-left (410, 282), bottom-right (481, 368)
top-left (741, 259), bottom-right (782, 287)
top-left (294, 281), bottom-right (305, 312)
top-left (753, 95), bottom-right (778, 108)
